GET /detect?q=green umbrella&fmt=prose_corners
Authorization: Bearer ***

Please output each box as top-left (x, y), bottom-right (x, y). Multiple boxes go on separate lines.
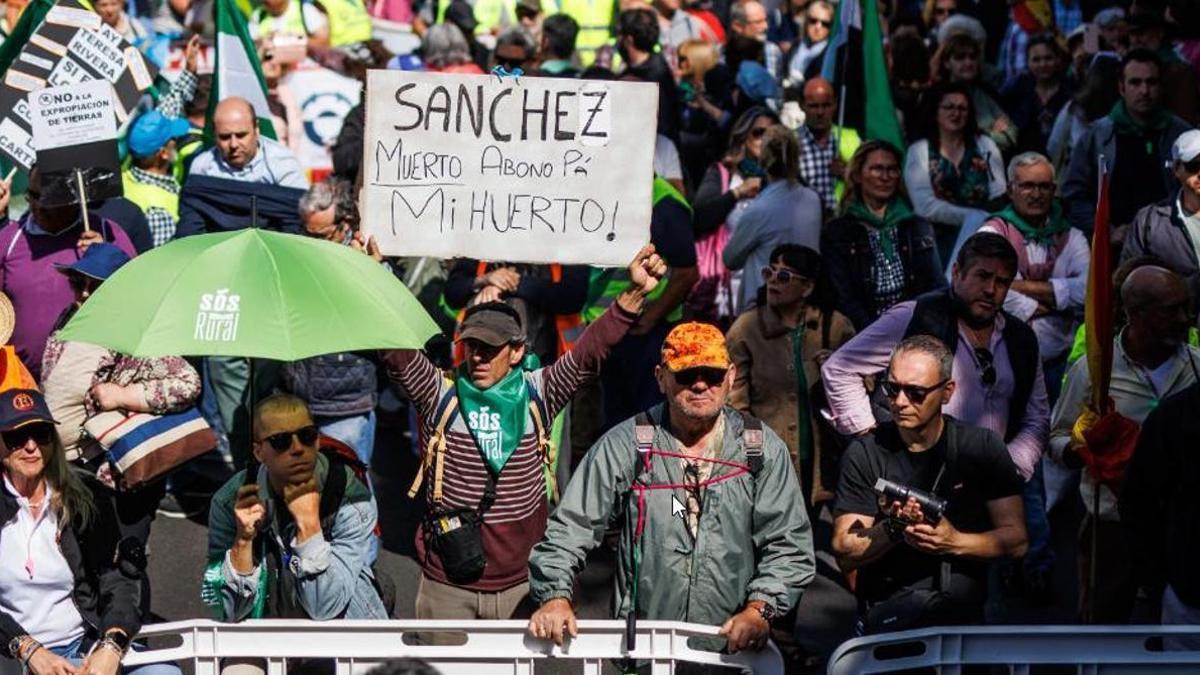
top-left (59, 228), bottom-right (440, 358)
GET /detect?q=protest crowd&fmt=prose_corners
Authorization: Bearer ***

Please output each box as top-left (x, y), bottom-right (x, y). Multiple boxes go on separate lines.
top-left (3, 0), bottom-right (1200, 671)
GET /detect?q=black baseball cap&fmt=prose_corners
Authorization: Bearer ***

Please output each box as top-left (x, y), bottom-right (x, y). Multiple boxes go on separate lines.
top-left (458, 302), bottom-right (524, 347)
top-left (0, 389), bottom-right (56, 432)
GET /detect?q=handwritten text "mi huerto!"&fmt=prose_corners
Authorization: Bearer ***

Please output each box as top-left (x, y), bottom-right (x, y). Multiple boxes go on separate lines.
top-left (360, 70), bottom-right (656, 266)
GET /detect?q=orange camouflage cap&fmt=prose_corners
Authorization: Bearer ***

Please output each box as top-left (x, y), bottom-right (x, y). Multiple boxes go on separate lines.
top-left (661, 322), bottom-right (731, 372)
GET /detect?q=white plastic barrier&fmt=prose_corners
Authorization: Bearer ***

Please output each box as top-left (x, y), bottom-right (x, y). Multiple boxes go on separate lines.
top-left (827, 625), bottom-right (1200, 674)
top-left (123, 619), bottom-right (784, 675)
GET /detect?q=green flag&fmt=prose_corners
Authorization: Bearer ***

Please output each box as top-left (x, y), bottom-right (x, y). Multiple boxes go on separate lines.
top-left (860, 0), bottom-right (903, 149)
top-left (0, 0), bottom-right (54, 82)
top-left (208, 0), bottom-right (276, 141)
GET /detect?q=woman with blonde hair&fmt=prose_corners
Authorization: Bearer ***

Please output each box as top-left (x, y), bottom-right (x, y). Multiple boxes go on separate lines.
top-left (824, 140), bottom-right (946, 330)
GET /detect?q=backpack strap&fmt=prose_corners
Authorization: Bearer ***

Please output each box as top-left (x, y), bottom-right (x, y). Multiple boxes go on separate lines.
top-left (317, 453), bottom-right (348, 541)
top-left (527, 382), bottom-right (557, 502)
top-left (407, 381), bottom-right (459, 503)
top-left (740, 412), bottom-right (764, 476)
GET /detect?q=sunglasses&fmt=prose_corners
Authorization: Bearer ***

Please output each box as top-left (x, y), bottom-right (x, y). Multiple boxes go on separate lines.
top-left (674, 367), bottom-right (728, 387)
top-left (67, 274), bottom-right (100, 293)
top-left (750, 126), bottom-right (770, 139)
top-left (1181, 159), bottom-right (1200, 174)
top-left (762, 265), bottom-right (806, 284)
top-left (495, 56), bottom-right (526, 70)
top-left (807, 17), bottom-right (831, 27)
top-left (881, 378), bottom-right (950, 404)
top-left (261, 425), bottom-right (319, 452)
top-left (2, 424), bottom-right (54, 449)
top-left (974, 347), bottom-right (997, 386)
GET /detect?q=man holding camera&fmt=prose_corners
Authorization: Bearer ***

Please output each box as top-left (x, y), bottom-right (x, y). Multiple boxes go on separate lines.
top-left (833, 336), bottom-right (1028, 634)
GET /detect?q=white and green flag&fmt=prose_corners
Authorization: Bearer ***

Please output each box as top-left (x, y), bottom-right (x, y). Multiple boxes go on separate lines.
top-left (210, 0), bottom-right (276, 139)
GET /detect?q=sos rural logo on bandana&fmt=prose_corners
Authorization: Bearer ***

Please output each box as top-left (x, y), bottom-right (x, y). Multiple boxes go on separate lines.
top-left (467, 406), bottom-right (503, 461)
top-left (194, 289), bottom-right (241, 343)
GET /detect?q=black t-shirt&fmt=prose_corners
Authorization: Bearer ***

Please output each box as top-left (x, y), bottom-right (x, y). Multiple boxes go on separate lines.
top-left (834, 418), bottom-right (1024, 604)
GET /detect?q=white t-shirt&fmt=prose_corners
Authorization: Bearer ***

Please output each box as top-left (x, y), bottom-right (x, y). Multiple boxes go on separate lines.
top-left (0, 479), bottom-right (86, 648)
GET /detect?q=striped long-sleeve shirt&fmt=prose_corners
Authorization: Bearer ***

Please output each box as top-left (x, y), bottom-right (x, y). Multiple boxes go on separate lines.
top-left (384, 304), bottom-right (636, 591)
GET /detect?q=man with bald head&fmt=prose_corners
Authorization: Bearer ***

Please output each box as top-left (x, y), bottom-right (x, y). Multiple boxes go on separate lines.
top-left (797, 77), bottom-right (860, 214)
top-left (188, 97), bottom-right (308, 189)
top-left (1051, 264), bottom-right (1198, 622)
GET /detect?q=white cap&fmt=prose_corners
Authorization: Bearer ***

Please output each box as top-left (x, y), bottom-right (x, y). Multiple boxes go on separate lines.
top-left (1171, 130), bottom-right (1200, 163)
top-left (1094, 7), bottom-right (1126, 28)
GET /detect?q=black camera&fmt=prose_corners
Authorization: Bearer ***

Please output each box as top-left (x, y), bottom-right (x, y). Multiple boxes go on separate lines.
top-left (874, 478), bottom-right (947, 524)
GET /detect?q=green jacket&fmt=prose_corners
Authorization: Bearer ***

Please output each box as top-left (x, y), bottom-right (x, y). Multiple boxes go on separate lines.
top-left (529, 405), bottom-right (814, 624)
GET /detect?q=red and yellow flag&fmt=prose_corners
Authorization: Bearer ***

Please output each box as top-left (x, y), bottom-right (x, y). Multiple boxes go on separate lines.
top-left (1084, 159), bottom-right (1113, 414)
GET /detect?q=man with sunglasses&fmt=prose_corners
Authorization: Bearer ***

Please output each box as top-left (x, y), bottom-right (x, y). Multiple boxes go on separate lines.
top-left (528, 322), bottom-right (813, 655)
top-left (384, 246), bottom-right (664, 625)
top-left (1123, 130), bottom-right (1200, 302)
top-left (833, 336), bottom-right (1027, 634)
top-left (206, 393), bottom-right (387, 623)
top-left (823, 232), bottom-right (1049, 482)
top-left (0, 166), bottom-right (137, 382)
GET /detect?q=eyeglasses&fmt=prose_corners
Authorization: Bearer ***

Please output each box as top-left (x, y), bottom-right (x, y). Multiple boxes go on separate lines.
top-left (865, 164), bottom-right (901, 177)
top-left (2, 424), bottom-right (54, 449)
top-left (881, 378), bottom-right (950, 404)
top-left (261, 425), bottom-right (319, 452)
top-left (1015, 181), bottom-right (1056, 194)
top-left (939, 103), bottom-right (969, 113)
top-left (762, 265), bottom-right (807, 284)
top-left (1181, 159), bottom-right (1200, 174)
top-left (494, 56), bottom-right (527, 70)
top-left (750, 126), bottom-right (770, 139)
top-left (673, 367), bottom-right (728, 387)
top-left (974, 347), bottom-right (996, 386)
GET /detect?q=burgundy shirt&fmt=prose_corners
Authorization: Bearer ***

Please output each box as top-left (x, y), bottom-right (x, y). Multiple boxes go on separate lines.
top-left (384, 305), bottom-right (634, 591)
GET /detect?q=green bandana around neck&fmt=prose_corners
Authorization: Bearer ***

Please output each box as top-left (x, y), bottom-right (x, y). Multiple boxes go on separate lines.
top-left (845, 199), bottom-right (913, 257)
top-left (456, 366), bottom-right (530, 475)
top-left (991, 201), bottom-right (1071, 246)
top-left (1109, 100), bottom-right (1170, 149)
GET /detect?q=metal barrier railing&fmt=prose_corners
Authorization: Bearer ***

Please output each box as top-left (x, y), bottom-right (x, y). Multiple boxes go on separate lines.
top-left (122, 619), bottom-right (784, 675)
top-left (826, 625), bottom-right (1200, 674)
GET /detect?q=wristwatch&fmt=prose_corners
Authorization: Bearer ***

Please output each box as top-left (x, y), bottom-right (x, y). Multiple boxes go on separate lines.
top-left (100, 631), bottom-right (131, 656)
top-left (756, 603), bottom-right (777, 622)
top-left (8, 636), bottom-right (26, 659)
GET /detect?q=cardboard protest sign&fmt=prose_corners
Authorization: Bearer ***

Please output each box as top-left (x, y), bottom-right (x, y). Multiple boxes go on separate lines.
top-left (360, 70), bottom-right (658, 267)
top-left (0, 0), bottom-right (158, 171)
top-left (29, 80), bottom-right (122, 206)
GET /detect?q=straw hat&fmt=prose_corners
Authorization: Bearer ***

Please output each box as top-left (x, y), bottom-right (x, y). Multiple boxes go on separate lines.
top-left (0, 292), bottom-right (14, 346)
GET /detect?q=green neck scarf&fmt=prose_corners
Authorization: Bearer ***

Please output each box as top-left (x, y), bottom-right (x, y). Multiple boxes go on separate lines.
top-left (845, 199), bottom-right (914, 257)
top-left (1109, 100), bottom-right (1170, 154)
top-left (456, 366), bottom-right (529, 475)
top-left (789, 325), bottom-right (814, 462)
top-left (991, 201), bottom-right (1071, 246)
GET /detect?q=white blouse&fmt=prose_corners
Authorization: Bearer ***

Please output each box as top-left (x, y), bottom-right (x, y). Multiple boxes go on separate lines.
top-left (0, 477), bottom-right (86, 648)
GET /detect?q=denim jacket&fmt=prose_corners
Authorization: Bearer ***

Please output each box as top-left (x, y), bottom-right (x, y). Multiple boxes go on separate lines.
top-left (821, 212), bottom-right (947, 331)
top-left (205, 453), bottom-right (386, 621)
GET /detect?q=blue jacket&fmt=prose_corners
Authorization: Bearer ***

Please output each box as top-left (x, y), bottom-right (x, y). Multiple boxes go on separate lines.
top-left (176, 175), bottom-right (305, 238)
top-left (205, 453), bottom-right (386, 621)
